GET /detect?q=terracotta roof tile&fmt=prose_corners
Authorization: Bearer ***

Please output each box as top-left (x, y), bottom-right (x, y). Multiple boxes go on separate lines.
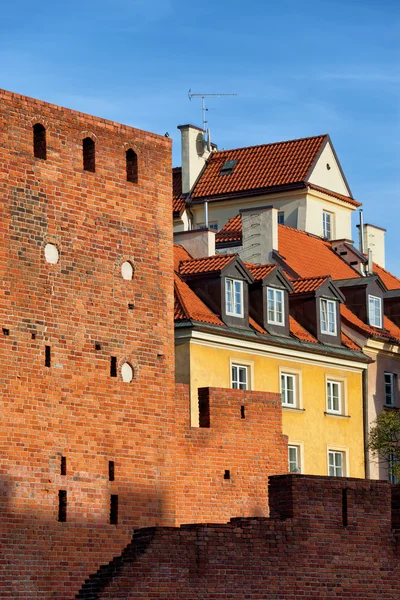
top-left (291, 275), bottom-right (329, 294)
top-left (172, 167), bottom-right (185, 215)
top-left (341, 332), bottom-right (361, 351)
top-left (192, 134), bottom-right (328, 199)
top-left (174, 274), bottom-right (223, 326)
top-left (179, 254), bottom-right (236, 276)
top-left (289, 316), bottom-right (318, 343)
top-left (174, 244), bottom-right (193, 271)
top-left (306, 183), bottom-right (361, 208)
top-left (217, 218), bottom-right (360, 281)
top-left (249, 317), bottom-right (267, 334)
top-left (340, 305), bottom-right (400, 344)
top-left (244, 263), bottom-right (277, 281)
top-left (373, 262), bottom-right (400, 291)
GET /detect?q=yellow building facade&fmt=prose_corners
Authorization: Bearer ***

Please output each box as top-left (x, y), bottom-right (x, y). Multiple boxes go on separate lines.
top-left (176, 328), bottom-right (367, 478)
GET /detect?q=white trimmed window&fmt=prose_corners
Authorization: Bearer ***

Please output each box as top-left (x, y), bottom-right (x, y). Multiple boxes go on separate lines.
top-left (384, 372), bottom-right (396, 407)
top-left (281, 373), bottom-right (296, 407)
top-left (277, 211), bottom-right (285, 225)
top-left (368, 295), bottom-right (382, 328)
top-left (326, 380), bottom-right (342, 414)
top-left (267, 288), bottom-right (284, 325)
top-left (328, 450), bottom-right (345, 477)
top-left (231, 364), bottom-right (248, 390)
top-left (323, 211), bottom-right (332, 239)
top-left (226, 279), bottom-right (244, 318)
top-left (320, 299), bottom-right (337, 335)
top-left (288, 445), bottom-right (301, 473)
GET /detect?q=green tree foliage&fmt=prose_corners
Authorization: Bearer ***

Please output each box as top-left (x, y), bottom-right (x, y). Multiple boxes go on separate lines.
top-left (368, 410), bottom-right (400, 481)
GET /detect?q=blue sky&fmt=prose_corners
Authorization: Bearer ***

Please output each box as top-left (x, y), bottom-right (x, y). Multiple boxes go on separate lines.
top-left (1, 0), bottom-right (399, 272)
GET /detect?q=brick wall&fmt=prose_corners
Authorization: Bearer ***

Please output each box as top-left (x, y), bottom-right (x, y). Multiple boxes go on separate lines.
top-left (79, 475), bottom-right (400, 600)
top-left (174, 385), bottom-right (288, 524)
top-left (0, 89), bottom-right (175, 599)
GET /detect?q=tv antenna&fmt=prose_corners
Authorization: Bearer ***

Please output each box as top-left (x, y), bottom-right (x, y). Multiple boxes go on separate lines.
top-left (188, 90), bottom-right (237, 131)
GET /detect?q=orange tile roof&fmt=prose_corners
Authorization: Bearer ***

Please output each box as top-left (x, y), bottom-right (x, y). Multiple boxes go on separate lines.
top-left (174, 244), bottom-right (193, 271)
top-left (174, 274), bottom-right (224, 326)
top-left (373, 262), bottom-right (400, 291)
top-left (289, 316), bottom-right (318, 343)
top-left (291, 275), bottom-right (329, 294)
top-left (306, 183), bottom-right (361, 208)
top-left (340, 305), bottom-right (400, 344)
top-left (192, 135), bottom-right (328, 199)
top-left (341, 332), bottom-right (361, 351)
top-left (249, 317), bottom-right (267, 334)
top-left (179, 254), bottom-right (236, 276)
top-left (217, 217), bottom-right (360, 281)
top-left (172, 167), bottom-right (185, 215)
top-left (244, 263), bottom-right (277, 281)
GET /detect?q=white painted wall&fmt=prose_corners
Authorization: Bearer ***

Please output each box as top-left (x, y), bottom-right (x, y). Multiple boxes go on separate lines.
top-left (363, 224), bottom-right (386, 268)
top-left (174, 229), bottom-right (216, 258)
top-left (179, 125), bottom-right (211, 194)
top-left (308, 141), bottom-right (351, 196)
top-left (305, 194), bottom-right (353, 240)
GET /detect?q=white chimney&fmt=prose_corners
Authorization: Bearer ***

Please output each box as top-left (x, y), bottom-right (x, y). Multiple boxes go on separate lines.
top-left (174, 229), bottom-right (216, 258)
top-left (240, 206), bottom-right (279, 264)
top-left (363, 223), bottom-right (386, 268)
top-left (178, 124), bottom-right (211, 194)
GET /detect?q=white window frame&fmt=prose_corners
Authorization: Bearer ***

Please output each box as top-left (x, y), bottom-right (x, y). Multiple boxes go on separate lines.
top-left (368, 295), bottom-right (382, 328)
top-left (267, 287), bottom-right (285, 326)
top-left (320, 298), bottom-right (337, 336)
top-left (327, 445), bottom-right (349, 477)
top-left (328, 450), bottom-right (345, 477)
top-left (326, 379), bottom-right (342, 414)
top-left (323, 210), bottom-right (333, 239)
top-left (197, 220), bottom-right (218, 231)
top-left (231, 363), bottom-right (249, 390)
top-left (225, 278), bottom-right (244, 318)
top-left (281, 373), bottom-right (297, 408)
top-left (384, 372), bottom-right (396, 407)
top-left (288, 445), bottom-right (301, 473)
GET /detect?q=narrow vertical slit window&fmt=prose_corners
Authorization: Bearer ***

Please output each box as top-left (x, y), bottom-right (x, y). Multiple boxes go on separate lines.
top-left (83, 137), bottom-right (96, 172)
top-left (110, 356), bottom-right (117, 377)
top-left (33, 123), bottom-right (47, 159)
top-left (109, 460), bottom-right (115, 481)
top-left (224, 470), bottom-right (230, 480)
top-left (126, 149), bottom-right (138, 183)
top-left (61, 456), bottom-right (66, 476)
top-left (240, 405), bottom-right (245, 419)
top-left (110, 494), bottom-right (118, 524)
top-left (58, 490), bottom-right (67, 522)
top-left (45, 345), bottom-right (51, 368)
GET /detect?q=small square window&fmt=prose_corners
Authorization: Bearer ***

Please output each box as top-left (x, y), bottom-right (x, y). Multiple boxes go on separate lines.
top-left (320, 299), bottom-right (337, 336)
top-left (288, 445), bottom-right (301, 473)
top-left (281, 373), bottom-right (297, 407)
top-left (277, 211), bottom-right (285, 225)
top-left (368, 295), bottom-right (382, 328)
top-left (323, 211), bottom-right (333, 239)
top-left (267, 288), bottom-right (284, 326)
top-left (231, 364), bottom-right (248, 390)
top-left (384, 372), bottom-right (396, 407)
top-left (226, 278), bottom-right (244, 318)
top-left (326, 380), bottom-right (342, 414)
top-left (220, 159), bottom-right (238, 175)
top-left (328, 450), bottom-right (345, 477)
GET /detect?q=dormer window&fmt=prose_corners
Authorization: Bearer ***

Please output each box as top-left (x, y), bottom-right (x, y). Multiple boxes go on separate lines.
top-left (320, 299), bottom-right (337, 335)
top-left (267, 288), bottom-right (284, 325)
top-left (226, 278), bottom-right (243, 317)
top-left (368, 295), bottom-right (382, 328)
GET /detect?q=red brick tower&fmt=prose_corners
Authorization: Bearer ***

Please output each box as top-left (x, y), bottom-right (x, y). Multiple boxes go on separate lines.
top-left (0, 89), bottom-right (174, 599)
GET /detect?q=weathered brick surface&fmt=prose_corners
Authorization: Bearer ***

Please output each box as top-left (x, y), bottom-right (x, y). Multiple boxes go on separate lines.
top-left (175, 385), bottom-right (288, 524)
top-left (0, 89), bottom-right (175, 599)
top-left (80, 476), bottom-right (400, 600)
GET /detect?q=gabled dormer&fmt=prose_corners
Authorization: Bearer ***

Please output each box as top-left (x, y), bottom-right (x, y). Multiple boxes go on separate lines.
top-left (335, 275), bottom-right (387, 330)
top-left (178, 254), bottom-right (254, 328)
top-left (289, 276), bottom-right (345, 345)
top-left (245, 263), bottom-right (294, 336)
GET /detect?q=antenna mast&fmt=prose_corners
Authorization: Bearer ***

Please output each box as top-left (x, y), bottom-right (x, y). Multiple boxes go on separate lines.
top-left (188, 90), bottom-right (237, 130)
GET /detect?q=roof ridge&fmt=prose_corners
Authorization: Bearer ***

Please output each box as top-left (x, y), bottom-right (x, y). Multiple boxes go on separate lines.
top-left (294, 274), bottom-right (330, 281)
top-left (209, 134), bottom-right (328, 156)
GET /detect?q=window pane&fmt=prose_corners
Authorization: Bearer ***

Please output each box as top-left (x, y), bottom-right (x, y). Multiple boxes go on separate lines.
top-left (276, 290), bottom-right (283, 323)
top-left (328, 301), bottom-right (336, 333)
top-left (234, 280), bottom-right (242, 315)
top-left (288, 446), bottom-right (299, 472)
top-left (267, 288), bottom-right (275, 321)
top-left (320, 300), bottom-right (328, 332)
top-left (226, 280), bottom-right (233, 313)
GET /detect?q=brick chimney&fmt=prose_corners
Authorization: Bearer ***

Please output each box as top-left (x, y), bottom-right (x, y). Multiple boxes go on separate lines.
top-left (240, 206), bottom-right (279, 264)
top-left (177, 124), bottom-right (211, 194)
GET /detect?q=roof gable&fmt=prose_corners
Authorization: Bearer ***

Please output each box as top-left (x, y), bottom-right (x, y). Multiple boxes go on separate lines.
top-left (306, 138), bottom-right (352, 198)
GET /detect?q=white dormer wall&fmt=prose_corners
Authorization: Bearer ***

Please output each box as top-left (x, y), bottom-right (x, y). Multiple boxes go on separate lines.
top-left (307, 141), bottom-right (351, 197)
top-left (178, 125), bottom-right (211, 194)
top-left (304, 191), bottom-right (354, 240)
